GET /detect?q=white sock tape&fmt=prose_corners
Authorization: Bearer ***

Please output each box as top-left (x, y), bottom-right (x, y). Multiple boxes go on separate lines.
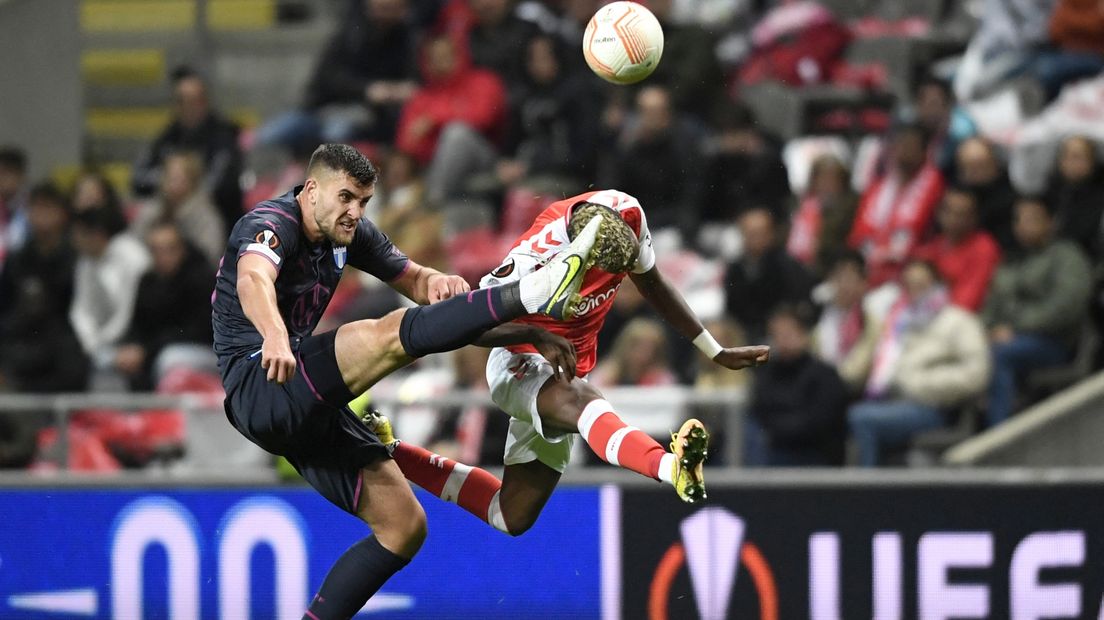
top-left (578, 399), bottom-right (613, 440)
top-left (693, 329), bottom-right (724, 359)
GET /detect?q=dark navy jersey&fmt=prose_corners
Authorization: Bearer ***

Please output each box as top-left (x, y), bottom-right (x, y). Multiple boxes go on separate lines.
top-left (211, 186), bottom-right (409, 362)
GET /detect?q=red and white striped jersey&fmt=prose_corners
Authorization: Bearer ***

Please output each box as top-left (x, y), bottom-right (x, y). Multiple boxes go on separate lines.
top-left (480, 189), bottom-right (655, 376)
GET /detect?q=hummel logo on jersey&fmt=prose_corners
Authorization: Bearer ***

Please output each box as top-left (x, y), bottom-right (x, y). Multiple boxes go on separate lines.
top-left (429, 454), bottom-right (447, 468)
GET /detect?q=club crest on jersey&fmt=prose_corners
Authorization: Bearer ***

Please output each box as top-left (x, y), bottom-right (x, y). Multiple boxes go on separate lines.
top-left (254, 229), bottom-right (280, 249)
top-left (333, 246), bottom-right (348, 270)
top-left (491, 259), bottom-right (515, 279)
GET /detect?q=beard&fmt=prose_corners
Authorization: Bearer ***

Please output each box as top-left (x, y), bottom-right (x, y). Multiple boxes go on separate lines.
top-left (319, 213), bottom-right (357, 246)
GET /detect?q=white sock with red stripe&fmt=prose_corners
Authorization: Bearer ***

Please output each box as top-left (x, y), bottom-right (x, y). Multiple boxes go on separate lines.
top-left (577, 399), bottom-right (675, 484)
top-left (390, 442), bottom-right (509, 533)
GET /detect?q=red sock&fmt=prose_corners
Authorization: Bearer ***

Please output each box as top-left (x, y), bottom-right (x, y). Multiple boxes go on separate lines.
top-left (390, 442), bottom-right (509, 533)
top-left (577, 399), bottom-right (666, 480)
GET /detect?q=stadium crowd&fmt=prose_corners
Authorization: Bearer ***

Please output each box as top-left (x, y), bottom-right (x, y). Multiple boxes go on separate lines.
top-left (2, 0), bottom-right (1104, 469)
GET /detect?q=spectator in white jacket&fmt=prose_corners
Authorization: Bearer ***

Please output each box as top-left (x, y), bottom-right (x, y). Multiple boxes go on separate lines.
top-left (131, 150), bottom-right (225, 267)
top-left (846, 259), bottom-right (991, 466)
top-left (69, 206), bottom-right (151, 377)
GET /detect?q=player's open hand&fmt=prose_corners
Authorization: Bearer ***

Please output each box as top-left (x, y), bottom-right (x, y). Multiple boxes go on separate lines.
top-left (533, 332), bottom-right (577, 382)
top-left (427, 274), bottom-right (471, 303)
top-left (261, 338), bottom-right (297, 384)
top-left (713, 345), bottom-right (770, 370)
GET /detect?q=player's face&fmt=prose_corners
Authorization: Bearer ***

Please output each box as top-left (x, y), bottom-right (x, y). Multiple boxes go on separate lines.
top-left (312, 170), bottom-right (373, 246)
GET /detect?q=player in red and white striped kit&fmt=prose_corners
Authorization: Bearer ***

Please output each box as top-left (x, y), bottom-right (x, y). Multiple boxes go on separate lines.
top-left (369, 190), bottom-right (769, 535)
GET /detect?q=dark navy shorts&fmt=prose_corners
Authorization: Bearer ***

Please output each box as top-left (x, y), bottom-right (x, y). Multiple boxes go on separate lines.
top-left (221, 330), bottom-right (389, 514)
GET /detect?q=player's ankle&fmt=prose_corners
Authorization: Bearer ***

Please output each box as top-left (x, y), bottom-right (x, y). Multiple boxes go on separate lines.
top-left (517, 271), bottom-right (552, 313)
top-left (658, 453), bottom-right (676, 485)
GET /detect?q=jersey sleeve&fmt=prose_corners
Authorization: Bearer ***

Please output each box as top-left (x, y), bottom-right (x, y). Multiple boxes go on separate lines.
top-left (630, 206), bottom-right (656, 274)
top-left (232, 206), bottom-right (301, 270)
top-left (346, 219), bottom-right (411, 281)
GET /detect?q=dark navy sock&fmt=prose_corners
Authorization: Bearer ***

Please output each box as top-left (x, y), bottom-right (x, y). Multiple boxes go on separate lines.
top-left (304, 536), bottom-right (408, 620)
top-left (398, 282), bottom-right (526, 358)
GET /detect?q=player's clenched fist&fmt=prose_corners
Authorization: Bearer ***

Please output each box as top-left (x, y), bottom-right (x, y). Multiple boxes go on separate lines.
top-left (713, 345), bottom-right (770, 370)
top-left (426, 274), bottom-right (471, 303)
top-left (261, 338), bottom-right (297, 383)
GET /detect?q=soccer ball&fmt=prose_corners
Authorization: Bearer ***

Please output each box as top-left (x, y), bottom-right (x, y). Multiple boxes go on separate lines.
top-left (582, 1), bottom-right (664, 85)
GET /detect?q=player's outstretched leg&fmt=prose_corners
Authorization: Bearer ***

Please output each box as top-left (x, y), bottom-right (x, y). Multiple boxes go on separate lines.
top-left (542, 383), bottom-right (710, 504)
top-left (395, 214), bottom-right (603, 359)
top-left (364, 413), bottom-right (512, 533)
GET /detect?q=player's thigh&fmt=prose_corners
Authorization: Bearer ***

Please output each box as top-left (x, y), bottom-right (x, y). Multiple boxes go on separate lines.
top-left (356, 458), bottom-right (427, 556)
top-left (536, 377), bottom-right (604, 434)
top-left (333, 309), bottom-right (415, 395)
top-left (499, 460), bottom-right (562, 534)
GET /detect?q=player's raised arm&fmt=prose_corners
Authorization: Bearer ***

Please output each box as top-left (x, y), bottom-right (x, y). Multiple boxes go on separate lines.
top-left (387, 261), bottom-right (471, 305)
top-left (630, 266), bottom-right (770, 370)
top-left (236, 252), bottom-right (296, 383)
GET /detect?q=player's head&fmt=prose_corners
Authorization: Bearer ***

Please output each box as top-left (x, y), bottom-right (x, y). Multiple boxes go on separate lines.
top-left (302, 144), bottom-right (378, 246)
top-left (568, 202), bottom-right (638, 273)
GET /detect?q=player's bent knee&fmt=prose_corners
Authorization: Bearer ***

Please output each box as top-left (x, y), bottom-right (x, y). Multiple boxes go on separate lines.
top-left (374, 500), bottom-right (427, 558)
top-left (501, 511), bottom-right (536, 537)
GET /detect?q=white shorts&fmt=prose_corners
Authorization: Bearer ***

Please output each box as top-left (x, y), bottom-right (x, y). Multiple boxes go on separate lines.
top-left (486, 347), bottom-right (576, 473)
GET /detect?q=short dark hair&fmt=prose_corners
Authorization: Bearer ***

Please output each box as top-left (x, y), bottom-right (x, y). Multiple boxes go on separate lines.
top-left (943, 183), bottom-right (978, 205)
top-left (713, 100), bottom-right (757, 132)
top-left (0, 147), bottom-right (27, 173)
top-left (1015, 193), bottom-right (1055, 217)
top-left (769, 302), bottom-right (816, 331)
top-left (29, 181), bottom-right (70, 213)
top-left (307, 144), bottom-right (378, 187)
top-left (72, 205), bottom-right (128, 237)
top-left (170, 64), bottom-right (203, 85)
top-left (915, 74), bottom-right (952, 102)
top-left (892, 120), bottom-right (932, 149)
top-left (830, 248), bottom-right (866, 276)
top-left (903, 257), bottom-right (943, 282)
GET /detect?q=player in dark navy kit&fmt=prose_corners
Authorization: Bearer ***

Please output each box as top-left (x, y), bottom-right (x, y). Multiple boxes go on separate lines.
top-left (212, 144), bottom-right (602, 620)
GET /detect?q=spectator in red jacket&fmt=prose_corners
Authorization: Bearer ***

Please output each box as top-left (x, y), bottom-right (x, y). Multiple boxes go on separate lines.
top-left (849, 122), bottom-right (945, 287)
top-left (396, 35), bottom-right (507, 204)
top-left (914, 185), bottom-right (1001, 312)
